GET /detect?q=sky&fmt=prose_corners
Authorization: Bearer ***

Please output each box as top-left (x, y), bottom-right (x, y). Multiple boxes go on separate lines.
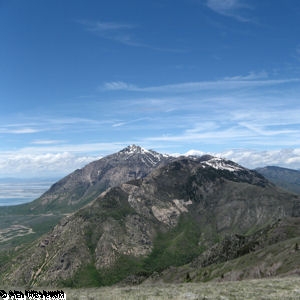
top-left (1, 0), bottom-right (300, 178)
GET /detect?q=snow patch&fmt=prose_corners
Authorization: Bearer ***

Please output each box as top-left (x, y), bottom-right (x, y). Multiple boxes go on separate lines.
top-left (202, 157), bottom-right (244, 172)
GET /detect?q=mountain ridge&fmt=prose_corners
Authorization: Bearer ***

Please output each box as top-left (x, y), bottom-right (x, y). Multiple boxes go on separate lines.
top-left (256, 166), bottom-right (300, 195)
top-left (2, 151), bottom-right (300, 287)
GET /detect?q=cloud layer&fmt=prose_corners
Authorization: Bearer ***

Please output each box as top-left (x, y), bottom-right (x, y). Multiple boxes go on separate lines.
top-left (1, 146), bottom-right (300, 179)
top-left (1, 73), bottom-right (300, 178)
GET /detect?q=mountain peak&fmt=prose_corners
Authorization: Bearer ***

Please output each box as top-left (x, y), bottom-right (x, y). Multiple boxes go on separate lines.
top-left (121, 144), bottom-right (148, 154)
top-left (118, 145), bottom-right (172, 167)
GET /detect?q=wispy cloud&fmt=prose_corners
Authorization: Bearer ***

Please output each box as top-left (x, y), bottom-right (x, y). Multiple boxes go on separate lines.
top-left (79, 20), bottom-right (185, 52)
top-left (0, 117), bottom-right (106, 136)
top-left (112, 117), bottom-right (150, 128)
top-left (102, 81), bottom-right (138, 91)
top-left (102, 74), bottom-right (300, 93)
top-left (143, 100), bottom-right (300, 150)
top-left (88, 21), bottom-right (134, 31)
top-left (78, 19), bottom-right (142, 47)
top-left (145, 125), bottom-right (251, 144)
top-left (31, 140), bottom-right (64, 145)
top-left (224, 71), bottom-right (268, 80)
top-left (148, 119), bottom-right (300, 146)
top-left (0, 127), bottom-right (42, 134)
top-left (205, 0), bottom-right (252, 22)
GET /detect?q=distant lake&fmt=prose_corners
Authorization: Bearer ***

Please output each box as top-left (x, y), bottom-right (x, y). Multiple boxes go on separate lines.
top-left (0, 178), bottom-right (56, 206)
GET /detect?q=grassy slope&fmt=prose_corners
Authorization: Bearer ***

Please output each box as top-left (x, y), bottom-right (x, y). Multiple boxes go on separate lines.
top-left (153, 218), bottom-right (300, 285)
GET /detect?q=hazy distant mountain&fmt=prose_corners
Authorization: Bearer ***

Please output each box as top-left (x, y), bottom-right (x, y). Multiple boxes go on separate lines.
top-left (3, 153), bottom-right (299, 287)
top-left (256, 166), bottom-right (300, 194)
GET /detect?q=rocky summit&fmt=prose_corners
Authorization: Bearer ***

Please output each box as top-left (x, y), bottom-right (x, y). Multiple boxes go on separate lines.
top-left (2, 147), bottom-right (300, 288)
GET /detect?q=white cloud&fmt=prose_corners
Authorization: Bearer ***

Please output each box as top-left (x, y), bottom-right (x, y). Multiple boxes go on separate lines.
top-left (0, 152), bottom-right (98, 178)
top-left (184, 149), bottom-right (206, 157)
top-left (218, 148), bottom-right (300, 169)
top-left (0, 142), bottom-right (128, 178)
top-left (1, 143), bottom-right (300, 179)
top-left (0, 127), bottom-right (41, 134)
top-left (180, 148), bottom-right (300, 170)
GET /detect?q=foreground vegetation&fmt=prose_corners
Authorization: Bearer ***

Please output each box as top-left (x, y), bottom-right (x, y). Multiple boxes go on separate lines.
top-left (64, 277), bottom-right (300, 299)
top-left (3, 277), bottom-right (300, 299)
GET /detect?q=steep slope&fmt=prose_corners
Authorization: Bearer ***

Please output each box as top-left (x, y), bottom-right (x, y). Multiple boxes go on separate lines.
top-left (3, 156), bottom-right (300, 287)
top-left (256, 166), bottom-right (300, 195)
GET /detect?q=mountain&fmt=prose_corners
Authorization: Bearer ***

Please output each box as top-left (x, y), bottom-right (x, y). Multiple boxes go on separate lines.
top-left (3, 154), bottom-right (300, 287)
top-left (1, 145), bottom-right (172, 215)
top-left (0, 145), bottom-right (173, 252)
top-left (256, 166), bottom-right (300, 195)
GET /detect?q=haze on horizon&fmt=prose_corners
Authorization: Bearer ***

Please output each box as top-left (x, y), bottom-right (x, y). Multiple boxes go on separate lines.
top-left (1, 0), bottom-right (300, 178)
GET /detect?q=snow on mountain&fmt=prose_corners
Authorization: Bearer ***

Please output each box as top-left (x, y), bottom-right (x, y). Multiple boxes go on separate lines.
top-left (182, 151), bottom-right (245, 172)
top-left (120, 145), bottom-right (171, 167)
top-left (122, 146), bottom-right (246, 173)
top-left (201, 157), bottom-right (244, 172)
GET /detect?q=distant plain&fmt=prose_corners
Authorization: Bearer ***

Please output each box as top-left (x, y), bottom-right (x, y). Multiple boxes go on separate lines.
top-left (0, 178), bottom-right (55, 206)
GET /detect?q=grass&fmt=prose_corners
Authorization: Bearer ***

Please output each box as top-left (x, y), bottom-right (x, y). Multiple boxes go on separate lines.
top-left (61, 278), bottom-right (300, 299)
top-left (3, 277), bottom-right (300, 299)
top-left (142, 215), bottom-right (204, 274)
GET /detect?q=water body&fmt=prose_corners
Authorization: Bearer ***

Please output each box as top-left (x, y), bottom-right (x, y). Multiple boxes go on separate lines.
top-left (0, 178), bottom-right (56, 206)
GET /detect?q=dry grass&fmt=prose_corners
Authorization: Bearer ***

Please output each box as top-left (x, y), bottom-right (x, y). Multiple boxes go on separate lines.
top-left (3, 277), bottom-right (300, 299)
top-left (61, 277), bottom-right (300, 299)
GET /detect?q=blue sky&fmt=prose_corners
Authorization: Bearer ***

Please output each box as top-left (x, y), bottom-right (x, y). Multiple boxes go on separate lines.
top-left (1, 0), bottom-right (300, 177)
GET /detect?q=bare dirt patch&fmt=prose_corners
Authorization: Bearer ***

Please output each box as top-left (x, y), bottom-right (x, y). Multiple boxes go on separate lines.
top-left (0, 225), bottom-right (34, 243)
